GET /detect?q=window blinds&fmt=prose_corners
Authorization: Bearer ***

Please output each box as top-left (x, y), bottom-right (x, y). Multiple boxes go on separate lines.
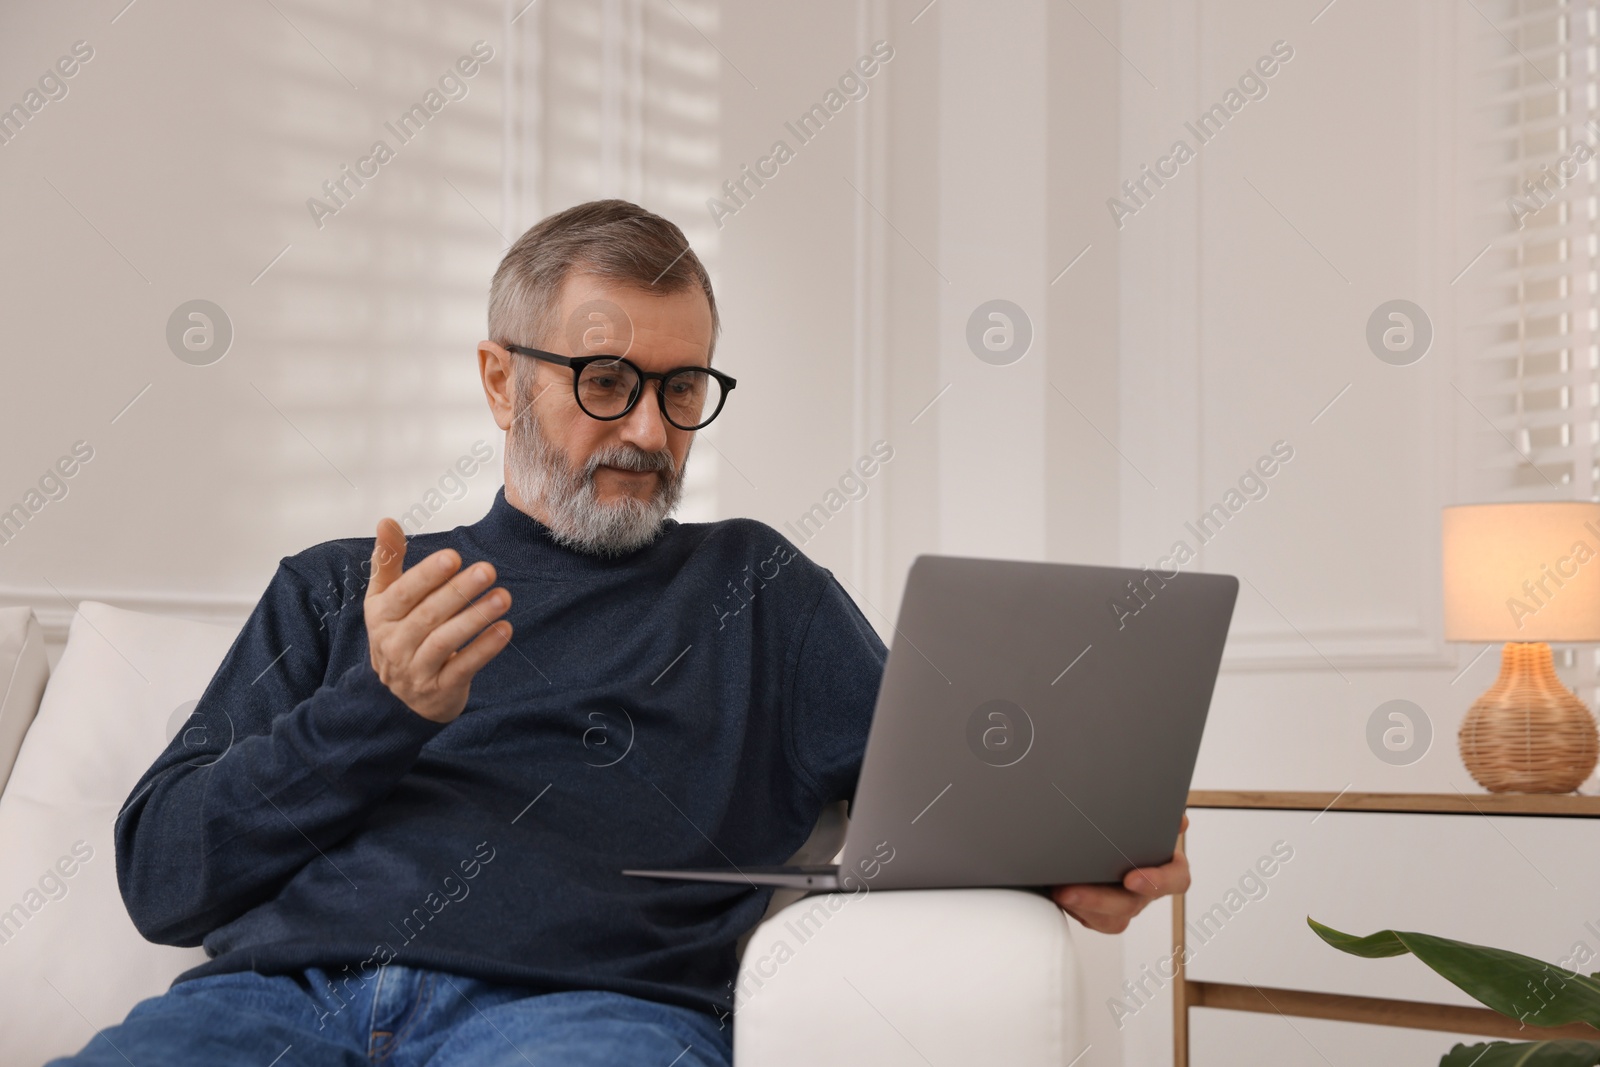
top-left (1478, 0), bottom-right (1600, 499)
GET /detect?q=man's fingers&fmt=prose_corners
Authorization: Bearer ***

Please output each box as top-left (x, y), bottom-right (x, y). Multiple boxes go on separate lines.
top-left (397, 561), bottom-right (499, 644)
top-left (375, 558), bottom-right (497, 670)
top-left (367, 519), bottom-right (408, 599)
top-left (1057, 883), bottom-right (1142, 915)
top-left (414, 588), bottom-right (511, 677)
top-left (1054, 852), bottom-right (1189, 909)
top-left (1053, 885), bottom-right (1149, 933)
top-left (372, 547), bottom-right (463, 621)
top-left (1123, 854), bottom-right (1190, 898)
top-left (1053, 838), bottom-right (1190, 932)
top-left (437, 620), bottom-right (513, 691)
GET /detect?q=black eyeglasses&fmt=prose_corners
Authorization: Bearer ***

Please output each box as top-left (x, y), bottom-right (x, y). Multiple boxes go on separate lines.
top-left (507, 346), bottom-right (737, 431)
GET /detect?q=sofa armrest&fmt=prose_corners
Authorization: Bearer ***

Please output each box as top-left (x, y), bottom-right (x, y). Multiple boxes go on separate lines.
top-left (0, 606), bottom-right (49, 797)
top-left (735, 800), bottom-right (850, 960)
top-left (733, 888), bottom-right (1083, 1066)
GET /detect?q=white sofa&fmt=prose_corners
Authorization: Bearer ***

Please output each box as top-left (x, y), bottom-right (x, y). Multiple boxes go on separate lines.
top-left (0, 602), bottom-right (1084, 1065)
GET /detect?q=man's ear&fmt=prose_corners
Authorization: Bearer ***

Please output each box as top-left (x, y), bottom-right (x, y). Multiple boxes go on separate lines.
top-left (478, 341), bottom-right (517, 431)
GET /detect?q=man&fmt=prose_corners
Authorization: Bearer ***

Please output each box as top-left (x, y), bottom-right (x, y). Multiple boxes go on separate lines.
top-left (57, 200), bottom-right (1188, 1066)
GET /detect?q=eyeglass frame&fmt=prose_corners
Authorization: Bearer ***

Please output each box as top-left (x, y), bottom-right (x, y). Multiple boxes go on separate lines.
top-left (505, 345), bottom-right (737, 431)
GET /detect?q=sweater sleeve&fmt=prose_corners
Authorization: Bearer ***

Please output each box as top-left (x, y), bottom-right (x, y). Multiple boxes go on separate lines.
top-left (784, 572), bottom-right (889, 807)
top-left (114, 557), bottom-right (444, 947)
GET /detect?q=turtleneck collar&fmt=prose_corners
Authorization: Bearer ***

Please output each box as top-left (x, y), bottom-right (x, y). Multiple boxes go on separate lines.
top-left (463, 486), bottom-right (678, 579)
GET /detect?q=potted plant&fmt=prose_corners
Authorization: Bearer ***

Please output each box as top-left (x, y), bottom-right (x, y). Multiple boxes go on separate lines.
top-left (1310, 918), bottom-right (1600, 1065)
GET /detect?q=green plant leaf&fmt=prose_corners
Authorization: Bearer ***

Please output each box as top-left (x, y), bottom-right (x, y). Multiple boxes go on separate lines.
top-left (1440, 1040), bottom-right (1600, 1066)
top-left (1308, 920), bottom-right (1413, 958)
top-left (1308, 918), bottom-right (1600, 1030)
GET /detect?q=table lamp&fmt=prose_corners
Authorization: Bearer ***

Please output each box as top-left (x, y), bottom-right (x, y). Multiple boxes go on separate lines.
top-left (1443, 502), bottom-right (1600, 793)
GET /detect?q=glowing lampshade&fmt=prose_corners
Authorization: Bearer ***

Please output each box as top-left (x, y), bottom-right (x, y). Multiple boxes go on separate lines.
top-left (1442, 502), bottom-right (1600, 793)
top-left (1443, 502), bottom-right (1600, 643)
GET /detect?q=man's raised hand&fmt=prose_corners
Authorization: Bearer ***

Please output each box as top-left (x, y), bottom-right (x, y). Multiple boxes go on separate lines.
top-left (363, 518), bottom-right (513, 723)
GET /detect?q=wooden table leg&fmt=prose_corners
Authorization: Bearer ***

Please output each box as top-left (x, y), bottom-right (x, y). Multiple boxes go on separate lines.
top-left (1173, 828), bottom-right (1188, 1067)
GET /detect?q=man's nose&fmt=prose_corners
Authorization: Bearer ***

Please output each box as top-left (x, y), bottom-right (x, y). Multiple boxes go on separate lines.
top-left (618, 381), bottom-right (671, 451)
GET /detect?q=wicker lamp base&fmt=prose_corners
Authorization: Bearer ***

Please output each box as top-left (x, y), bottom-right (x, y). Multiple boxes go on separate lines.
top-left (1459, 642), bottom-right (1600, 794)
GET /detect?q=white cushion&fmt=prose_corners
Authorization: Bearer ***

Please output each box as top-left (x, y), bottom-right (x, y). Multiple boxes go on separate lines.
top-left (733, 888), bottom-right (1083, 1066)
top-left (0, 602), bottom-right (238, 1064)
top-left (0, 606), bottom-right (49, 796)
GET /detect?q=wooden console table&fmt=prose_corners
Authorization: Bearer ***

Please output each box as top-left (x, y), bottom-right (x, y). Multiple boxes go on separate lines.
top-left (1173, 790), bottom-right (1600, 1067)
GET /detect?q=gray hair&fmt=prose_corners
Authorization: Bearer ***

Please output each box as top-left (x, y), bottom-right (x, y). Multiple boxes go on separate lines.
top-left (487, 199), bottom-right (719, 362)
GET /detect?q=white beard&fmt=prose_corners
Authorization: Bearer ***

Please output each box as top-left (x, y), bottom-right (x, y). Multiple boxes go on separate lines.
top-left (505, 404), bottom-right (686, 557)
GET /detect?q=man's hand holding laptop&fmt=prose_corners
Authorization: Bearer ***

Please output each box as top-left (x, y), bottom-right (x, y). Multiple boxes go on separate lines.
top-left (1050, 815), bottom-right (1190, 933)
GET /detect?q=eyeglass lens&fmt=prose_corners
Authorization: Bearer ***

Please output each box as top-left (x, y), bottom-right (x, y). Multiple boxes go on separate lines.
top-left (575, 359), bottom-right (723, 429)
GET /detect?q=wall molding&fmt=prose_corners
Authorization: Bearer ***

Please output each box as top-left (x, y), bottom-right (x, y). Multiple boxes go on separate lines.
top-left (1223, 624), bottom-right (1453, 671)
top-left (501, 0), bottom-right (543, 240)
top-left (1123, 0), bottom-right (1460, 675)
top-left (1221, 630), bottom-right (1458, 672)
top-left (852, 0), bottom-right (892, 610)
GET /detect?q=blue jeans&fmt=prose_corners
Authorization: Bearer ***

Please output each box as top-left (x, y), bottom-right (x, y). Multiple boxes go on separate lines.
top-left (47, 965), bottom-right (733, 1066)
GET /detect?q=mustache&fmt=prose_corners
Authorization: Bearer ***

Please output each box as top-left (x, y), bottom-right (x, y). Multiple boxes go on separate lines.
top-left (584, 445), bottom-right (676, 478)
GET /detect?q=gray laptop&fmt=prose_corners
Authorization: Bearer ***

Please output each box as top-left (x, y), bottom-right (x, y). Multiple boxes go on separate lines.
top-left (623, 555), bottom-right (1237, 892)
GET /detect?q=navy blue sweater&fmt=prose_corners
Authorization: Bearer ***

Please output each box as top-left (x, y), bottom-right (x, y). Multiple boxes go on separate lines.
top-left (114, 488), bottom-right (887, 1021)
